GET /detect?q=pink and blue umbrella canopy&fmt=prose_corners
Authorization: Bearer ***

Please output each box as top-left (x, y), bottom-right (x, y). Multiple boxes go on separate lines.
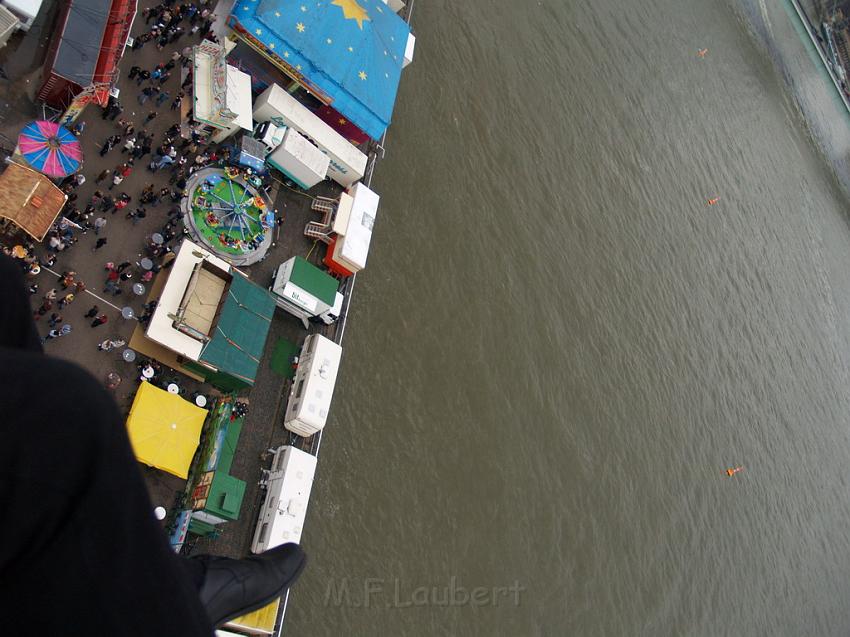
top-left (18, 121), bottom-right (83, 178)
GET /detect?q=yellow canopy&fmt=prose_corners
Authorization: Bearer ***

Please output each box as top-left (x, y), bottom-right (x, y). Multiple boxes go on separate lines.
top-left (224, 598), bottom-right (280, 635)
top-left (126, 382), bottom-right (208, 479)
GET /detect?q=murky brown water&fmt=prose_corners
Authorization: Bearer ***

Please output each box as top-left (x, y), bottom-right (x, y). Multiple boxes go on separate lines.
top-left (286, 0), bottom-right (850, 634)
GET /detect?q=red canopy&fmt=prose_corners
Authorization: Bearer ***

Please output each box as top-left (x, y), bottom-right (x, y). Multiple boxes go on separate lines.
top-left (314, 105), bottom-right (370, 147)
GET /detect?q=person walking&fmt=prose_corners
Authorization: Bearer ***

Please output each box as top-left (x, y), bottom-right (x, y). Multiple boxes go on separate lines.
top-left (144, 110), bottom-right (158, 125)
top-left (95, 168), bottom-right (111, 184)
top-left (57, 293), bottom-right (75, 310)
top-left (74, 280), bottom-right (86, 295)
top-left (128, 65), bottom-right (141, 80)
top-left (156, 90), bottom-right (170, 107)
top-left (110, 173), bottom-right (123, 190)
top-left (138, 86), bottom-right (156, 105)
top-left (33, 299), bottom-right (52, 320)
top-left (97, 338), bottom-right (122, 352)
top-left (41, 328), bottom-right (62, 343)
top-left (47, 313), bottom-right (63, 329)
top-left (90, 314), bottom-right (109, 328)
top-left (136, 69), bottom-right (151, 86)
top-left (99, 137), bottom-right (114, 157)
top-left (58, 271), bottom-right (76, 289)
top-left (47, 236), bottom-right (63, 253)
top-left (104, 99), bottom-right (123, 121)
top-left (93, 237), bottom-right (108, 251)
top-left (114, 196), bottom-right (129, 214)
top-left (99, 195), bottom-right (114, 212)
top-left (122, 137), bottom-right (136, 154)
top-left (154, 154), bottom-right (174, 171)
top-left (84, 305), bottom-right (99, 319)
top-left (130, 208), bottom-right (147, 226)
top-left (44, 288), bottom-right (58, 302)
top-left (170, 93), bottom-right (183, 110)
top-left (93, 217), bottom-right (107, 235)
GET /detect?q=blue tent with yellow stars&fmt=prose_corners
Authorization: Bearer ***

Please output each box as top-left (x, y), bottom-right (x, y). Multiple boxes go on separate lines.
top-left (228, 0), bottom-right (411, 141)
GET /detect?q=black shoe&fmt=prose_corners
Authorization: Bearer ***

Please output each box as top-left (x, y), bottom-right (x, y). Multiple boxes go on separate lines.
top-left (194, 543), bottom-right (306, 628)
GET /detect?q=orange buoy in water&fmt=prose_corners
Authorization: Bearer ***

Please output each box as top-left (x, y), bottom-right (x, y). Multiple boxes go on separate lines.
top-left (725, 466), bottom-right (744, 477)
top-left (698, 48), bottom-right (709, 58)
top-left (707, 197), bottom-right (720, 205)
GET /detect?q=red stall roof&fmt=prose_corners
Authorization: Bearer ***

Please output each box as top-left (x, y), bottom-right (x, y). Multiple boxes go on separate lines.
top-left (51, 0), bottom-right (136, 105)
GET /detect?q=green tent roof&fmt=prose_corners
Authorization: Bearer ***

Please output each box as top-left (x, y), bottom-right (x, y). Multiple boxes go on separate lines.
top-left (290, 256), bottom-right (338, 307)
top-left (215, 417), bottom-right (242, 476)
top-left (207, 472), bottom-right (246, 521)
top-left (199, 274), bottom-right (275, 385)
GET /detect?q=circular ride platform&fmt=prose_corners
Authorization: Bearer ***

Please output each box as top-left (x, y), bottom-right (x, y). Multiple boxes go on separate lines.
top-left (182, 167), bottom-right (275, 266)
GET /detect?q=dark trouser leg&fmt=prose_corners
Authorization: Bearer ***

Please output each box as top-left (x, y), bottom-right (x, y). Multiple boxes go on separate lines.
top-left (0, 256), bottom-right (213, 637)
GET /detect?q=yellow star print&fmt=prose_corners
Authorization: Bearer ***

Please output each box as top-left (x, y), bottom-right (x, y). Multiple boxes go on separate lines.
top-left (347, 46), bottom-right (353, 52)
top-left (255, 28), bottom-right (262, 35)
top-left (327, 38), bottom-right (333, 44)
top-left (339, 118), bottom-right (347, 125)
top-left (284, 51), bottom-right (290, 58)
top-left (358, 70), bottom-right (367, 80)
top-left (269, 43), bottom-right (275, 49)
top-left (296, 22), bottom-right (305, 32)
top-left (332, 0), bottom-right (370, 29)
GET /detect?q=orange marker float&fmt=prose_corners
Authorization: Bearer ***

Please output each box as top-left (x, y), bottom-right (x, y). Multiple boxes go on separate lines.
top-left (725, 466), bottom-right (744, 477)
top-left (698, 48), bottom-right (708, 58)
top-left (707, 197), bottom-right (720, 205)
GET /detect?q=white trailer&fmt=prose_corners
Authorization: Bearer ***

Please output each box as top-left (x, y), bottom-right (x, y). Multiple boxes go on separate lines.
top-left (251, 446), bottom-right (317, 553)
top-left (271, 256), bottom-right (343, 328)
top-left (283, 334), bottom-right (342, 437)
top-left (252, 83), bottom-right (367, 188)
top-left (266, 127), bottom-right (330, 190)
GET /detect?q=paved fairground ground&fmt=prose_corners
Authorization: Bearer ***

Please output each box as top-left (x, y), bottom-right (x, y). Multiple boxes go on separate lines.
top-left (2, 0), bottom-right (351, 557)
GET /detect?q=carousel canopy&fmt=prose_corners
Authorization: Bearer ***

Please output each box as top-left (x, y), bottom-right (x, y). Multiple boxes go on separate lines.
top-left (18, 121), bottom-right (82, 178)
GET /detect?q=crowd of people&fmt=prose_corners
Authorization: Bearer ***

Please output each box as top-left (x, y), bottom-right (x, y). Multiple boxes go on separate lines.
top-left (2, 0), bottom-right (228, 357)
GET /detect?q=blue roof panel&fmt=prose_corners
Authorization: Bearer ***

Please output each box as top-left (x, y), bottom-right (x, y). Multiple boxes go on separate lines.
top-left (229, 0), bottom-right (410, 140)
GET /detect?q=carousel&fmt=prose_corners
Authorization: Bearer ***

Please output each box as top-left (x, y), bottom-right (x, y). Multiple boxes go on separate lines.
top-left (181, 166), bottom-right (275, 266)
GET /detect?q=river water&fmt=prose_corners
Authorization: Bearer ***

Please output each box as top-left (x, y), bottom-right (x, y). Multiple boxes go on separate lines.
top-left (286, 0), bottom-right (850, 634)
